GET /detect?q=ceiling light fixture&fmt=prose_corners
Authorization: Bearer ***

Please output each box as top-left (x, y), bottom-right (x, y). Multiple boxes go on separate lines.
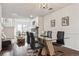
top-left (30, 15), bottom-right (33, 18)
top-left (40, 3), bottom-right (48, 9)
top-left (40, 3), bottom-right (53, 10)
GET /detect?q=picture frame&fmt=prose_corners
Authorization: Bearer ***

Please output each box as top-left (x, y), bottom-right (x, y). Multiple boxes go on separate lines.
top-left (51, 19), bottom-right (55, 27)
top-left (32, 21), bottom-right (35, 25)
top-left (62, 16), bottom-right (69, 26)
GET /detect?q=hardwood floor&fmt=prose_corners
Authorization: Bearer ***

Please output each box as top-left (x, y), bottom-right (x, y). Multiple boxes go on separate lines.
top-left (54, 46), bottom-right (79, 56)
top-left (0, 42), bottom-right (79, 56)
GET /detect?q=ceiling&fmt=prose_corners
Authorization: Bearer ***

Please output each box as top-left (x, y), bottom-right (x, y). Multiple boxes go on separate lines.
top-left (1, 3), bottom-right (72, 18)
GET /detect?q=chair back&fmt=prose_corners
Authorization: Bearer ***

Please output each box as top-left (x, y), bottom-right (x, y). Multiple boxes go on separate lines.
top-left (26, 32), bottom-right (30, 44)
top-left (57, 31), bottom-right (64, 44)
top-left (30, 32), bottom-right (35, 49)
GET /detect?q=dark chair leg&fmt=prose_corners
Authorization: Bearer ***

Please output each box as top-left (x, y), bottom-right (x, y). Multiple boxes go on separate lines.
top-left (38, 49), bottom-right (42, 56)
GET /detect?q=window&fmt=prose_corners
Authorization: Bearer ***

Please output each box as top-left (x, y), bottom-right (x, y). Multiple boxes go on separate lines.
top-left (17, 24), bottom-right (22, 33)
top-left (17, 24), bottom-right (27, 33)
top-left (23, 24), bottom-right (27, 32)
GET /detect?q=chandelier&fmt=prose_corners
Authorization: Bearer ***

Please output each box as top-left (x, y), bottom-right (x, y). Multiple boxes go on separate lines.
top-left (40, 3), bottom-right (53, 10)
top-left (40, 3), bottom-right (48, 9)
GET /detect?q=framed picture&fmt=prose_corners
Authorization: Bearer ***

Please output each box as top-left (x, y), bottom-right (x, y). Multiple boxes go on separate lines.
top-left (51, 19), bottom-right (55, 27)
top-left (62, 16), bottom-right (69, 26)
top-left (32, 21), bottom-right (35, 25)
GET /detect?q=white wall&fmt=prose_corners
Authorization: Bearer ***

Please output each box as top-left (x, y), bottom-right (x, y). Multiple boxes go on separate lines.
top-left (0, 4), bottom-right (2, 51)
top-left (0, 23), bottom-right (2, 51)
top-left (38, 16), bottom-right (44, 37)
top-left (0, 4), bottom-right (1, 18)
top-left (31, 17), bottom-right (38, 28)
top-left (3, 27), bottom-right (14, 39)
top-left (44, 4), bottom-right (79, 51)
